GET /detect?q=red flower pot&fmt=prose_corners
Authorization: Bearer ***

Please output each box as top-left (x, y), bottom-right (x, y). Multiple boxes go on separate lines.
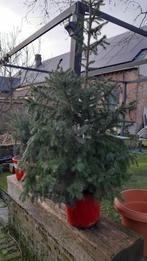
top-left (15, 169), bottom-right (24, 181)
top-left (12, 157), bottom-right (24, 181)
top-left (66, 193), bottom-right (100, 228)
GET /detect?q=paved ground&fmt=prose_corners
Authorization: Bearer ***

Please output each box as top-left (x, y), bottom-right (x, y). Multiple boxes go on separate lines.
top-left (0, 198), bottom-right (22, 261)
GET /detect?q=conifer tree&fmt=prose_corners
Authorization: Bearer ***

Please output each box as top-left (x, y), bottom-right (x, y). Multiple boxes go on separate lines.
top-left (81, 0), bottom-right (108, 86)
top-left (21, 0), bottom-right (134, 205)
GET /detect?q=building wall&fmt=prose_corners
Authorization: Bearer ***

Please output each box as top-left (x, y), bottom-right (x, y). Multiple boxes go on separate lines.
top-left (0, 89), bottom-right (29, 134)
top-left (103, 68), bottom-right (146, 134)
top-left (0, 98), bottom-right (25, 134)
top-left (1, 67), bottom-right (147, 135)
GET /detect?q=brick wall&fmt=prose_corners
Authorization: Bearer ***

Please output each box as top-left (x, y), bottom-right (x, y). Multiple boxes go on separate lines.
top-left (1, 68), bottom-right (146, 134)
top-left (104, 68), bottom-right (146, 133)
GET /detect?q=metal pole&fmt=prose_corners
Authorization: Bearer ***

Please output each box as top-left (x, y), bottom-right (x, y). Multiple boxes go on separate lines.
top-left (3, 1), bottom-right (147, 65)
top-left (69, 2), bottom-right (85, 75)
top-left (2, 63), bottom-right (51, 74)
top-left (97, 11), bottom-right (147, 38)
top-left (82, 2), bottom-right (147, 37)
top-left (121, 81), bottom-right (127, 136)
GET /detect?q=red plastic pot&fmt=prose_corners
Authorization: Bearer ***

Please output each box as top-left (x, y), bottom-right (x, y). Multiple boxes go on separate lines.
top-left (114, 191), bottom-right (147, 257)
top-left (15, 169), bottom-right (24, 181)
top-left (12, 157), bottom-right (24, 181)
top-left (66, 193), bottom-right (100, 228)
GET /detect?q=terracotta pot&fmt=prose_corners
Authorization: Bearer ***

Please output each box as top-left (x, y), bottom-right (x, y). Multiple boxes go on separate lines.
top-left (114, 196), bottom-right (147, 256)
top-left (121, 189), bottom-right (147, 202)
top-left (66, 193), bottom-right (100, 228)
top-left (12, 156), bottom-right (24, 181)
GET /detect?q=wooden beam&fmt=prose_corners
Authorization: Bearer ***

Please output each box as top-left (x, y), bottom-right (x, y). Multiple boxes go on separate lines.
top-left (7, 3), bottom-right (77, 57)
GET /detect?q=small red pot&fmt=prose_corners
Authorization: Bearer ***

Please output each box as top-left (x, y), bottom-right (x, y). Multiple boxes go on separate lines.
top-left (66, 193), bottom-right (100, 228)
top-left (15, 169), bottom-right (24, 181)
top-left (12, 157), bottom-right (24, 181)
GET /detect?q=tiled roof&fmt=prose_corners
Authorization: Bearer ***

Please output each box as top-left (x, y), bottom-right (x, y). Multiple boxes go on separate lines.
top-left (20, 26), bottom-right (147, 85)
top-left (20, 53), bottom-right (70, 86)
top-left (91, 25), bottom-right (147, 69)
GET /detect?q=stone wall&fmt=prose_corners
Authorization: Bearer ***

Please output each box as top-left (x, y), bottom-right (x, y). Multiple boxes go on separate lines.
top-left (7, 175), bottom-right (144, 261)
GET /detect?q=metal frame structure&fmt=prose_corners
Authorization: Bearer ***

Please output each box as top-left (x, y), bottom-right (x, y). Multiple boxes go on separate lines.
top-left (1, 1), bottom-right (147, 76)
top-left (3, 63), bottom-right (51, 74)
top-left (7, 4), bottom-right (77, 57)
top-left (2, 1), bottom-right (85, 76)
top-left (0, 1), bottom-right (147, 137)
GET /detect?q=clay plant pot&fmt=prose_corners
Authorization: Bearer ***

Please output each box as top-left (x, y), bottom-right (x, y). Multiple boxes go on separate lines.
top-left (66, 193), bottom-right (100, 228)
top-left (121, 189), bottom-right (147, 202)
top-left (114, 195), bottom-right (147, 256)
top-left (12, 156), bottom-right (24, 181)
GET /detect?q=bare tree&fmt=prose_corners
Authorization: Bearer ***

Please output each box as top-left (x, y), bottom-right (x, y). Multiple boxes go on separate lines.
top-left (0, 28), bottom-right (41, 115)
top-left (107, 0), bottom-right (147, 26)
top-left (24, 0), bottom-right (75, 23)
top-left (24, 0), bottom-right (147, 27)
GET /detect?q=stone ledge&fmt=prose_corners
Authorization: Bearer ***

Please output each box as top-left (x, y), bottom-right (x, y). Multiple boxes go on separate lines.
top-left (7, 175), bottom-right (143, 261)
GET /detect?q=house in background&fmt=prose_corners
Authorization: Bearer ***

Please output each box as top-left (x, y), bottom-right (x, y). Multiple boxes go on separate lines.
top-left (14, 26), bottom-right (147, 134)
top-left (0, 76), bottom-right (20, 133)
top-left (0, 75), bottom-right (20, 105)
top-left (0, 75), bottom-right (20, 94)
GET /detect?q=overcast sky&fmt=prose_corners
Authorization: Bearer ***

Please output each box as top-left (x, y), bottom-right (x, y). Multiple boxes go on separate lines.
top-left (0, 0), bottom-right (147, 62)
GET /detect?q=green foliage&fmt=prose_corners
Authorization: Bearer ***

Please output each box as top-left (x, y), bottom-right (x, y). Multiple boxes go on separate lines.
top-left (82, 0), bottom-right (109, 85)
top-left (20, 0), bottom-right (134, 206)
top-left (21, 69), bottom-right (133, 205)
top-left (8, 109), bottom-right (31, 155)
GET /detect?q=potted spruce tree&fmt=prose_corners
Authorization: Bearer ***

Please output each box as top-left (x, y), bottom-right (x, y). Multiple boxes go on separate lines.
top-left (21, 70), bottom-right (133, 227)
top-left (20, 0), bottom-right (134, 228)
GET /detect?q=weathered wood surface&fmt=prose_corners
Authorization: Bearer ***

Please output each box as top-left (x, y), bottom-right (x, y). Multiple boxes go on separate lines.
top-left (7, 175), bottom-right (144, 261)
